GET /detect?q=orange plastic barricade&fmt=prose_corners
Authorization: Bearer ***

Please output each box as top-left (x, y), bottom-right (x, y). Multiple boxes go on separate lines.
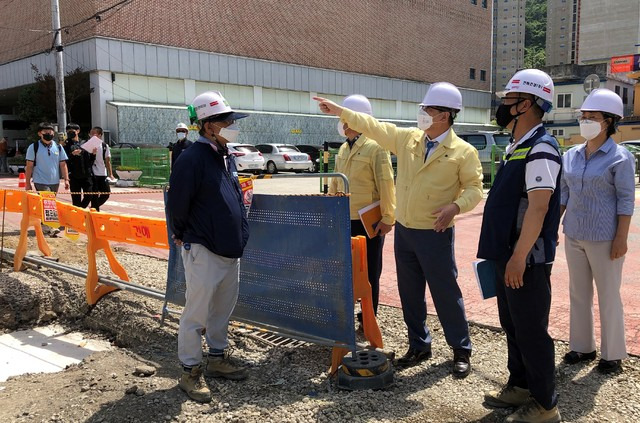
top-left (14, 192), bottom-right (52, 270)
top-left (330, 235), bottom-right (384, 374)
top-left (0, 189), bottom-right (25, 213)
top-left (83, 208), bottom-right (125, 305)
top-left (90, 213), bottom-right (170, 249)
top-left (55, 201), bottom-right (88, 234)
top-left (85, 212), bottom-right (169, 304)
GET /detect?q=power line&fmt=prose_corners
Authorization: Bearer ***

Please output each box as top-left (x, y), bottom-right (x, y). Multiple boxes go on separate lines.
top-left (59, 0), bottom-right (134, 32)
top-left (0, 25), bottom-right (52, 34)
top-left (0, 32), bottom-right (51, 57)
top-left (0, 0), bottom-right (134, 59)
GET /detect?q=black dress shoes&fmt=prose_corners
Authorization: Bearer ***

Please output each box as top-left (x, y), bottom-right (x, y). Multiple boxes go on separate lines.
top-left (396, 348), bottom-right (432, 367)
top-left (563, 350), bottom-right (596, 364)
top-left (597, 358), bottom-right (622, 374)
top-left (452, 349), bottom-right (471, 378)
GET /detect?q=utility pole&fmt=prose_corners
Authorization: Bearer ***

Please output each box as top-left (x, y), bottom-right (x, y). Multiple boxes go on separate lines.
top-left (51, 0), bottom-right (67, 131)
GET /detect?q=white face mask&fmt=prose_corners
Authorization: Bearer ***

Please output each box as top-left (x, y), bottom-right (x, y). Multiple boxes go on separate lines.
top-left (337, 121), bottom-right (346, 137)
top-left (417, 108), bottom-right (441, 131)
top-left (217, 123), bottom-right (240, 143)
top-left (177, 132), bottom-right (187, 140)
top-left (579, 119), bottom-right (603, 141)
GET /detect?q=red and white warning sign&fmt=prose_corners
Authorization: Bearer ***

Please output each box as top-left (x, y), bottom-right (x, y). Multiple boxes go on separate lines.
top-left (239, 177), bottom-right (253, 207)
top-left (41, 191), bottom-right (60, 228)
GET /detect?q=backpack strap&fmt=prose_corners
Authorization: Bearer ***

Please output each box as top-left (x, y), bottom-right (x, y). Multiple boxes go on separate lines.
top-left (32, 141), bottom-right (39, 167)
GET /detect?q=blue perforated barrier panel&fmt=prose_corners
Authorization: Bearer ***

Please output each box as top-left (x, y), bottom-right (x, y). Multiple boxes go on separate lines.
top-left (165, 192), bottom-right (355, 350)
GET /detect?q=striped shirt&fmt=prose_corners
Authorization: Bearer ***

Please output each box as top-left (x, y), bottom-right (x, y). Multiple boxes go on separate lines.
top-left (505, 124), bottom-right (561, 192)
top-left (561, 137), bottom-right (636, 241)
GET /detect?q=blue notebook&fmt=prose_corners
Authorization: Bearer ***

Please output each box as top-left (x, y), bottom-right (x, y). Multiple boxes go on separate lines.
top-left (473, 259), bottom-right (497, 300)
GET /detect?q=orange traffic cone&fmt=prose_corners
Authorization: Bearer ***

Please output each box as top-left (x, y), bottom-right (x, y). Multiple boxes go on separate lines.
top-left (18, 172), bottom-right (26, 189)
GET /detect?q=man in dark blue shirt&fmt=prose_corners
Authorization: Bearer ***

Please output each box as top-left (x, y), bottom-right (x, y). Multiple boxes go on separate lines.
top-left (170, 122), bottom-right (193, 167)
top-left (167, 91), bottom-right (249, 403)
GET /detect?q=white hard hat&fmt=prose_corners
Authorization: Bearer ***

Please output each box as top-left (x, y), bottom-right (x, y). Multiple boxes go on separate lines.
top-left (342, 94), bottom-right (373, 115)
top-left (419, 82), bottom-right (463, 111)
top-left (175, 122), bottom-right (189, 131)
top-left (580, 88), bottom-right (624, 118)
top-left (191, 91), bottom-right (248, 122)
top-left (499, 69), bottom-right (554, 112)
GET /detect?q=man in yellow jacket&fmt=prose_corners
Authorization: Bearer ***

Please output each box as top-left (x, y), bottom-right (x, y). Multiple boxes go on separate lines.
top-left (329, 94), bottom-right (396, 325)
top-left (315, 82), bottom-right (483, 378)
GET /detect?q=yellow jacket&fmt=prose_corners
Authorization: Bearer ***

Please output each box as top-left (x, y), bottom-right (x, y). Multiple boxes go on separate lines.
top-left (329, 136), bottom-right (396, 225)
top-left (340, 109), bottom-right (483, 230)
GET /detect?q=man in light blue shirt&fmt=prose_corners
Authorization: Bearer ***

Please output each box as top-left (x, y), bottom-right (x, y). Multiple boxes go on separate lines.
top-left (24, 122), bottom-right (70, 237)
top-left (25, 122), bottom-right (70, 193)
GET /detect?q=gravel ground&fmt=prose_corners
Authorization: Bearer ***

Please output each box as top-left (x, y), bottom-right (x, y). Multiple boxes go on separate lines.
top-left (0, 234), bottom-right (638, 422)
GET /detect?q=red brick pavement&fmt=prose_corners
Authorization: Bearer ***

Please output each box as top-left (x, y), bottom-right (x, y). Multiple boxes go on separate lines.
top-left (1, 178), bottom-right (639, 355)
top-left (380, 195), bottom-right (640, 356)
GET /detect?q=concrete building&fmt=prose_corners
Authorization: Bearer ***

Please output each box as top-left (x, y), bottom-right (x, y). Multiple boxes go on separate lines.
top-left (545, 0), bottom-right (579, 66)
top-left (578, 0), bottom-right (640, 64)
top-left (0, 0), bottom-right (495, 146)
top-left (541, 63), bottom-right (636, 144)
top-left (547, 0), bottom-right (640, 66)
top-left (492, 0), bottom-right (526, 96)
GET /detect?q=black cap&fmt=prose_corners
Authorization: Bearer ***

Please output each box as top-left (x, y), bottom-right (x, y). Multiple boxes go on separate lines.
top-left (38, 122), bottom-right (55, 131)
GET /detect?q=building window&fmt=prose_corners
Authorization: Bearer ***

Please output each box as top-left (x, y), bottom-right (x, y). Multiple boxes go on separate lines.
top-left (480, 70), bottom-right (486, 81)
top-left (482, 0), bottom-right (487, 8)
top-left (470, 68), bottom-right (476, 80)
top-left (623, 87), bottom-right (628, 104)
top-left (471, 0), bottom-right (477, 4)
top-left (557, 93), bottom-right (572, 109)
top-left (552, 129), bottom-right (565, 137)
top-left (615, 85), bottom-right (621, 95)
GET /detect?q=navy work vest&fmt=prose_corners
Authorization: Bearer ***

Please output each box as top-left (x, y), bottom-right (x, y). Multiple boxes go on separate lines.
top-left (477, 127), bottom-right (562, 264)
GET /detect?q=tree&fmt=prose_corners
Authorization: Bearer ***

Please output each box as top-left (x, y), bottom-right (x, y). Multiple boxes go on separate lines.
top-left (524, 0), bottom-right (547, 68)
top-left (16, 64), bottom-right (93, 134)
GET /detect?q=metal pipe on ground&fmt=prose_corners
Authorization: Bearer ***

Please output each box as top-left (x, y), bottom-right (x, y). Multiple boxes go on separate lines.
top-left (0, 248), bottom-right (166, 301)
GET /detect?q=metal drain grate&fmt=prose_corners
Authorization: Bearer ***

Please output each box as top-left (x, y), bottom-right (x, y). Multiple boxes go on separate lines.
top-left (232, 323), bottom-right (309, 348)
top-left (250, 331), bottom-right (309, 348)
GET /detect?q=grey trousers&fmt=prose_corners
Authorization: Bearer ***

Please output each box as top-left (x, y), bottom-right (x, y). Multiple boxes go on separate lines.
top-left (178, 243), bottom-right (240, 367)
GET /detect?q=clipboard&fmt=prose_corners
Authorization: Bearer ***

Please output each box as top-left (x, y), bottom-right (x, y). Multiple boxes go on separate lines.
top-left (358, 201), bottom-right (381, 239)
top-left (472, 259), bottom-right (497, 299)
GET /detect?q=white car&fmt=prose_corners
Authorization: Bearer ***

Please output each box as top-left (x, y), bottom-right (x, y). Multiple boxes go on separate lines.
top-left (227, 143), bottom-right (265, 174)
top-left (255, 144), bottom-right (313, 174)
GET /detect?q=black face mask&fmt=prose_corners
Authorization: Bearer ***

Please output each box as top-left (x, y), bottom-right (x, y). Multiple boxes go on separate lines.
top-left (67, 131), bottom-right (76, 140)
top-left (42, 133), bottom-right (54, 141)
top-left (495, 99), bottom-right (527, 128)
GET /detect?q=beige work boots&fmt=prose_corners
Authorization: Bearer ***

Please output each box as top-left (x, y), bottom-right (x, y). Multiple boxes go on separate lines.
top-left (178, 365), bottom-right (211, 403)
top-left (484, 385), bottom-right (531, 408)
top-left (506, 398), bottom-right (561, 423)
top-left (205, 353), bottom-right (248, 380)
